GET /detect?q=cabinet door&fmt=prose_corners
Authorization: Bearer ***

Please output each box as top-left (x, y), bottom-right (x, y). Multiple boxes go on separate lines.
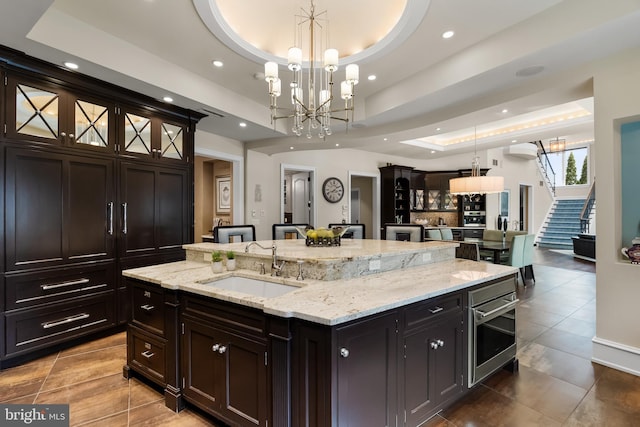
top-left (119, 162), bottom-right (189, 258)
top-left (5, 148), bottom-right (115, 270)
top-left (181, 318), bottom-right (224, 410)
top-left (6, 76), bottom-right (62, 145)
top-left (336, 312), bottom-right (397, 427)
top-left (219, 330), bottom-right (268, 427)
top-left (403, 314), bottom-right (464, 426)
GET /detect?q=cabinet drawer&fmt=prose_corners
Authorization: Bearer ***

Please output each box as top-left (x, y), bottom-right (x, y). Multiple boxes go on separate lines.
top-left (5, 263), bottom-right (116, 311)
top-left (128, 326), bottom-right (166, 385)
top-left (404, 293), bottom-right (462, 332)
top-left (464, 229), bottom-right (484, 239)
top-left (131, 281), bottom-right (165, 336)
top-left (4, 292), bottom-right (115, 357)
top-left (182, 293), bottom-right (266, 337)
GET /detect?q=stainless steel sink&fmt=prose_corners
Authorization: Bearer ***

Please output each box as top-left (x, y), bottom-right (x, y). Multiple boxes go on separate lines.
top-left (205, 276), bottom-right (299, 298)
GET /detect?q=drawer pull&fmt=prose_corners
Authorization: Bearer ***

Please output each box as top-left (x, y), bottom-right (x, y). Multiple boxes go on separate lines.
top-left (428, 306), bottom-right (444, 314)
top-left (42, 313), bottom-right (90, 329)
top-left (141, 350), bottom-right (154, 359)
top-left (140, 304), bottom-right (154, 311)
top-left (41, 278), bottom-right (90, 291)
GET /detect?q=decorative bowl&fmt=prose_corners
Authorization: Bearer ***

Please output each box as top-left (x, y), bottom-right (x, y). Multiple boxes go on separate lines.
top-left (296, 226), bottom-right (350, 247)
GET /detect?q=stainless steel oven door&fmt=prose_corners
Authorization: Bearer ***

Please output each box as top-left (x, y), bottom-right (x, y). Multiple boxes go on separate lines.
top-left (468, 293), bottom-right (518, 387)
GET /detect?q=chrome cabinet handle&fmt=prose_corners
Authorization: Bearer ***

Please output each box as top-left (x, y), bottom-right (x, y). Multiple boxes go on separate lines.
top-left (107, 202), bottom-right (114, 235)
top-left (42, 313), bottom-right (89, 329)
top-left (428, 306), bottom-right (444, 314)
top-left (122, 202), bottom-right (128, 234)
top-left (475, 299), bottom-right (519, 319)
top-left (140, 304), bottom-right (154, 311)
top-left (436, 339), bottom-right (444, 347)
top-left (218, 346), bottom-right (227, 354)
top-left (212, 344), bottom-right (220, 352)
top-left (340, 348), bottom-right (349, 358)
top-left (141, 350), bottom-right (154, 359)
top-left (69, 133), bottom-right (74, 139)
top-left (61, 131), bottom-right (66, 138)
top-left (41, 278), bottom-right (89, 291)
top-left (430, 341), bottom-right (439, 350)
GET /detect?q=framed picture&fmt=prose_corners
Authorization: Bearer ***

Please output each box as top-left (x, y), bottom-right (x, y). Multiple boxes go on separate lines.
top-left (217, 176), bottom-right (231, 212)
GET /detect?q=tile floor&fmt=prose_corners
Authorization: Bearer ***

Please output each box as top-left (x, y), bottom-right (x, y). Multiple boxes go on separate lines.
top-left (1, 249), bottom-right (639, 426)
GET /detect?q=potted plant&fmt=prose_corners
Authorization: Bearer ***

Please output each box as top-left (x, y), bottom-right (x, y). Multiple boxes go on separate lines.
top-left (226, 250), bottom-right (236, 271)
top-left (211, 250), bottom-right (223, 273)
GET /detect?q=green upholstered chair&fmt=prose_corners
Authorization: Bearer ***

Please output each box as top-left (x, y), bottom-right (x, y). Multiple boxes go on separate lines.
top-left (455, 242), bottom-right (480, 261)
top-left (522, 234), bottom-right (536, 284)
top-left (506, 234), bottom-right (526, 284)
top-left (440, 228), bottom-right (454, 240)
top-left (482, 229), bottom-right (503, 241)
top-left (426, 229), bottom-right (442, 240)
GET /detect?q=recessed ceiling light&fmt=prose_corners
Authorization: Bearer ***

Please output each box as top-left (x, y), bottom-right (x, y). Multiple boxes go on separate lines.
top-left (502, 109), bottom-right (509, 113)
top-left (239, 122), bottom-right (247, 127)
top-left (367, 75), bottom-right (376, 81)
top-left (163, 96), bottom-right (173, 103)
top-left (442, 30), bottom-right (455, 39)
top-left (212, 60), bottom-right (224, 67)
top-left (335, 143), bottom-right (339, 147)
top-left (511, 139), bottom-right (517, 143)
top-left (290, 146), bottom-right (294, 150)
top-left (430, 150), bottom-right (436, 154)
top-left (436, 127), bottom-right (441, 131)
top-left (64, 61), bottom-right (79, 69)
top-left (383, 138), bottom-right (388, 141)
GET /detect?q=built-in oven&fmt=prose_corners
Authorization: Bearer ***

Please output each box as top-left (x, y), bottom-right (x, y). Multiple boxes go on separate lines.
top-left (468, 278), bottom-right (518, 387)
top-left (463, 211), bottom-right (486, 227)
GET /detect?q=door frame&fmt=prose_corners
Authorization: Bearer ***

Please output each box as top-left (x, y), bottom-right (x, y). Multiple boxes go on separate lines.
top-left (194, 147), bottom-right (244, 226)
top-left (518, 183), bottom-right (533, 232)
top-left (348, 170), bottom-right (380, 239)
top-left (281, 163), bottom-right (316, 227)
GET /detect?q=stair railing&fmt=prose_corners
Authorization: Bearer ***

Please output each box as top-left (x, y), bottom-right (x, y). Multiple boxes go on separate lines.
top-left (535, 140), bottom-right (556, 196)
top-left (580, 178), bottom-right (596, 233)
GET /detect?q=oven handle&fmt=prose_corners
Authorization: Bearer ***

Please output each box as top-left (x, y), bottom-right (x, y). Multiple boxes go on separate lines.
top-left (474, 298), bottom-right (519, 318)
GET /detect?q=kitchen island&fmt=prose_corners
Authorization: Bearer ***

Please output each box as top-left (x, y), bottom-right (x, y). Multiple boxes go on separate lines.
top-left (123, 239), bottom-right (517, 426)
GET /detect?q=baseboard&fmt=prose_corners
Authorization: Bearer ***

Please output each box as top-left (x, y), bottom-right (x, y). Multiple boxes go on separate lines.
top-left (592, 336), bottom-right (640, 377)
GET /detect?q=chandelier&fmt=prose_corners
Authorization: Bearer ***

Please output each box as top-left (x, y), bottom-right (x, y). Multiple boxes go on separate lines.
top-left (549, 137), bottom-right (566, 152)
top-left (264, 0), bottom-right (359, 139)
top-left (449, 127), bottom-right (504, 195)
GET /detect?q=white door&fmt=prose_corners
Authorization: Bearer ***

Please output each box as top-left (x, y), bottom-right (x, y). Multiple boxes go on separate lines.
top-left (292, 172), bottom-right (310, 224)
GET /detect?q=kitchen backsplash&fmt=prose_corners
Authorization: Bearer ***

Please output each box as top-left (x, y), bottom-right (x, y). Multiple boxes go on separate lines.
top-left (411, 212), bottom-right (459, 227)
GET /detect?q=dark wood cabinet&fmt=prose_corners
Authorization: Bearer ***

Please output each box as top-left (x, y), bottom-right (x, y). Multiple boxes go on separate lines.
top-left (380, 165), bottom-right (414, 228)
top-left (402, 293), bottom-right (464, 425)
top-left (335, 311), bottom-right (398, 426)
top-left (181, 295), bottom-right (268, 427)
top-left (5, 147), bottom-right (115, 271)
top-left (1, 47), bottom-right (202, 367)
top-left (425, 172), bottom-right (459, 212)
top-left (119, 162), bottom-right (189, 259)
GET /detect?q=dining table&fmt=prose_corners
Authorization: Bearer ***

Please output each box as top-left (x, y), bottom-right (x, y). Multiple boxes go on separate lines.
top-left (475, 240), bottom-right (511, 264)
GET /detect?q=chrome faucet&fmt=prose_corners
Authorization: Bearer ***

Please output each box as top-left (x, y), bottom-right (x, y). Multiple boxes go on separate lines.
top-left (245, 241), bottom-right (285, 276)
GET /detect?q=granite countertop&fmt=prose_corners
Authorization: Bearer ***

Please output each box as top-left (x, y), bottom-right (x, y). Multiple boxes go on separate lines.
top-left (123, 257), bottom-right (516, 326)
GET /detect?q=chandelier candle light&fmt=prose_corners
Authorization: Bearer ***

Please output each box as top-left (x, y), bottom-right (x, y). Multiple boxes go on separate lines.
top-left (264, 0), bottom-right (359, 139)
top-left (449, 127), bottom-right (504, 195)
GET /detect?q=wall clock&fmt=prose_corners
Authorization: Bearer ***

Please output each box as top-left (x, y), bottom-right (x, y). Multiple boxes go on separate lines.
top-left (322, 177), bottom-right (344, 203)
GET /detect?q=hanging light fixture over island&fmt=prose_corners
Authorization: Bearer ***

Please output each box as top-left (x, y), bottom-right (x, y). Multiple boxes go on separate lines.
top-left (450, 127), bottom-right (504, 195)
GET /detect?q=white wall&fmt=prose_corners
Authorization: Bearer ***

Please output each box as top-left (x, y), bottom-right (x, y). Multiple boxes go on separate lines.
top-left (592, 46), bottom-right (640, 375)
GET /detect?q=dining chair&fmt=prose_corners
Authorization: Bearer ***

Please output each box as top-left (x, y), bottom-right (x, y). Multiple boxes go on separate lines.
top-left (328, 223), bottom-right (365, 239)
top-left (426, 229), bottom-right (442, 240)
top-left (482, 229), bottom-right (503, 241)
top-left (272, 223), bottom-right (309, 240)
top-left (384, 224), bottom-right (424, 242)
top-left (213, 225), bottom-right (256, 244)
top-left (440, 228), bottom-right (454, 240)
top-left (506, 234), bottom-right (526, 284)
top-left (522, 234), bottom-right (536, 284)
top-left (455, 242), bottom-right (480, 261)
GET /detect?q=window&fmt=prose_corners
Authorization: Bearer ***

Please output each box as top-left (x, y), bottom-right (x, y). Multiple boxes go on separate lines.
top-left (547, 146), bottom-right (589, 187)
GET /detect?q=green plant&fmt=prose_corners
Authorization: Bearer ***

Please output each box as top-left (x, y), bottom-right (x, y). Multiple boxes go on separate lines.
top-left (226, 251), bottom-right (235, 260)
top-left (211, 250), bottom-right (223, 263)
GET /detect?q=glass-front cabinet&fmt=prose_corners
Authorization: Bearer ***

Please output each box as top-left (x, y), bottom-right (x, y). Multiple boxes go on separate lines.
top-left (7, 74), bottom-right (116, 151)
top-left (121, 107), bottom-right (188, 164)
top-left (7, 74), bottom-right (188, 164)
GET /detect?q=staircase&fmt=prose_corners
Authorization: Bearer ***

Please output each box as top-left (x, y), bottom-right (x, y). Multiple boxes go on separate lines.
top-left (538, 199), bottom-right (584, 249)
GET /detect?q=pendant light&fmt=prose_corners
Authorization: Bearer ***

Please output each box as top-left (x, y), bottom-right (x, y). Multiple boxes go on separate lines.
top-left (449, 127), bottom-right (504, 195)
